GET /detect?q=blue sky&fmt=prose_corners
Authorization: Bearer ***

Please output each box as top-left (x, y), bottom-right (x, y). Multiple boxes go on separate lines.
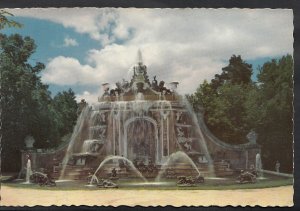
top-left (3, 8), bottom-right (293, 103)
top-left (3, 17), bottom-right (103, 95)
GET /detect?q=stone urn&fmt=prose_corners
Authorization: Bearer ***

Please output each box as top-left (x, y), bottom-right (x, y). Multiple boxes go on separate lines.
top-left (24, 135), bottom-right (35, 149)
top-left (169, 82), bottom-right (179, 92)
top-left (246, 130), bottom-right (257, 144)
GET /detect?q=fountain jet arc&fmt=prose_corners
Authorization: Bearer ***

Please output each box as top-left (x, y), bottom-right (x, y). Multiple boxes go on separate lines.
top-left (91, 155), bottom-right (148, 184)
top-left (155, 151), bottom-right (202, 182)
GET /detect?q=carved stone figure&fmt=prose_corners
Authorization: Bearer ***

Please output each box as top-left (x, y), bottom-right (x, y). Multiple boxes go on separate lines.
top-left (111, 168), bottom-right (117, 178)
top-left (122, 79), bottom-right (129, 90)
top-left (247, 130), bottom-right (257, 144)
top-left (177, 175), bottom-right (204, 186)
top-left (97, 179), bottom-right (118, 188)
top-left (30, 172), bottom-right (56, 187)
top-left (176, 111), bottom-right (182, 122)
top-left (237, 170), bottom-right (256, 184)
top-left (98, 128), bottom-right (106, 140)
top-left (184, 140), bottom-right (192, 151)
top-left (177, 127), bottom-right (184, 137)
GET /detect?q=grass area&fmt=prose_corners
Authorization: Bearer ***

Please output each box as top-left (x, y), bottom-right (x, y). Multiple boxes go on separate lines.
top-left (1, 177), bottom-right (293, 191)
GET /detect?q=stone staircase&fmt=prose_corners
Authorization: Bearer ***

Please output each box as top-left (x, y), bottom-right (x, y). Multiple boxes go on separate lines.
top-left (159, 162), bottom-right (211, 178)
top-left (52, 164), bottom-right (94, 180)
top-left (214, 160), bottom-right (235, 177)
top-left (52, 162), bottom-right (213, 180)
top-left (52, 161), bottom-right (235, 180)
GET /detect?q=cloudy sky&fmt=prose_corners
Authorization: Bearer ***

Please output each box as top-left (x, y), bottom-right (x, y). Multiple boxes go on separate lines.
top-left (4, 8), bottom-right (293, 103)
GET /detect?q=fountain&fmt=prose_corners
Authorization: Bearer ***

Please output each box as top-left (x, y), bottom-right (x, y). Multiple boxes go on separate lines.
top-left (59, 106), bottom-right (91, 179)
top-left (91, 155), bottom-right (147, 184)
top-left (255, 153), bottom-right (264, 178)
top-left (20, 51), bottom-right (262, 189)
top-left (182, 96), bottom-right (215, 176)
top-left (155, 151), bottom-right (202, 182)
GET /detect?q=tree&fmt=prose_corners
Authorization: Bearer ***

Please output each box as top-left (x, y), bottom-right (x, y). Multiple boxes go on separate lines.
top-left (1, 34), bottom-right (79, 171)
top-left (1, 34), bottom-right (48, 170)
top-left (211, 55), bottom-right (252, 90)
top-left (0, 10), bottom-right (22, 29)
top-left (188, 54), bottom-right (293, 173)
top-left (52, 89), bottom-right (78, 137)
top-left (188, 55), bottom-right (254, 144)
top-left (254, 55), bottom-right (293, 172)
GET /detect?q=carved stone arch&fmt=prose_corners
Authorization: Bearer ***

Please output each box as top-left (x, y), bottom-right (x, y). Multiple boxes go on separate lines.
top-left (123, 116), bottom-right (161, 164)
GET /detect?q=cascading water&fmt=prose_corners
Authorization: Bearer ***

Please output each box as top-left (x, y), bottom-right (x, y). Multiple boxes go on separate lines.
top-left (181, 96), bottom-right (215, 176)
top-left (155, 151), bottom-right (201, 182)
top-left (91, 155), bottom-right (147, 184)
top-left (81, 140), bottom-right (94, 153)
top-left (59, 106), bottom-right (91, 179)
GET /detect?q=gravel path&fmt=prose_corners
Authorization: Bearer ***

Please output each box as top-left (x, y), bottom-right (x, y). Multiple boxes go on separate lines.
top-left (1, 185), bottom-right (293, 207)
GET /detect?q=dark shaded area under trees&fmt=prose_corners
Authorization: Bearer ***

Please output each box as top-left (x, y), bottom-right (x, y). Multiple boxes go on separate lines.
top-left (1, 33), bottom-right (78, 172)
top-left (187, 55), bottom-right (293, 173)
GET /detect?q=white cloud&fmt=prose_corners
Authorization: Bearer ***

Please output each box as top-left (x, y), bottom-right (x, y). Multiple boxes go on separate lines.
top-left (76, 90), bottom-right (101, 104)
top-left (42, 56), bottom-right (99, 85)
top-left (8, 8), bottom-right (293, 103)
top-left (8, 8), bottom-right (120, 45)
top-left (63, 37), bottom-right (78, 47)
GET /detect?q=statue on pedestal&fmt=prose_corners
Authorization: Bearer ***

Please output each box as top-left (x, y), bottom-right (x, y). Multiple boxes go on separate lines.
top-left (246, 130), bottom-right (257, 144)
top-left (24, 136), bottom-right (35, 149)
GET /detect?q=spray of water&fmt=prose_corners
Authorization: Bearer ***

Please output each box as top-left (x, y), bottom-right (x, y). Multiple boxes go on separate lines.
top-left (25, 159), bottom-right (32, 184)
top-left (91, 155), bottom-right (147, 184)
top-left (155, 151), bottom-right (201, 182)
top-left (182, 96), bottom-right (215, 176)
top-left (59, 106), bottom-right (91, 179)
top-left (256, 153), bottom-right (264, 178)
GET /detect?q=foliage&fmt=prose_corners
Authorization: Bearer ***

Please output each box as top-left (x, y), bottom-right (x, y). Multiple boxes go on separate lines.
top-left (0, 10), bottom-right (22, 29)
top-left (1, 34), bottom-right (78, 171)
top-left (211, 55), bottom-right (252, 90)
top-left (254, 55), bottom-right (293, 172)
top-left (53, 89), bottom-right (78, 137)
top-left (188, 55), bottom-right (254, 144)
top-left (188, 54), bottom-right (293, 172)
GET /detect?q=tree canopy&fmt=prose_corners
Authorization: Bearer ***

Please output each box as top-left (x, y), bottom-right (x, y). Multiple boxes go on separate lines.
top-left (1, 34), bottom-right (78, 171)
top-left (0, 10), bottom-right (22, 29)
top-left (188, 54), bottom-right (293, 172)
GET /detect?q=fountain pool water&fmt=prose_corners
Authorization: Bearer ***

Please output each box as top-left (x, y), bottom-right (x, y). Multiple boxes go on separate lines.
top-left (119, 181), bottom-right (176, 187)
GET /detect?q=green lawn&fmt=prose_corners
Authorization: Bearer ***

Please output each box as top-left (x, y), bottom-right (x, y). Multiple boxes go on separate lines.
top-left (1, 177), bottom-right (293, 191)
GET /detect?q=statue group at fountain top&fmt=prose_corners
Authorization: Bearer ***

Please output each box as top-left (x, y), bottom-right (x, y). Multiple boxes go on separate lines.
top-left (104, 79), bottom-right (130, 97)
top-left (151, 76), bottom-right (173, 95)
